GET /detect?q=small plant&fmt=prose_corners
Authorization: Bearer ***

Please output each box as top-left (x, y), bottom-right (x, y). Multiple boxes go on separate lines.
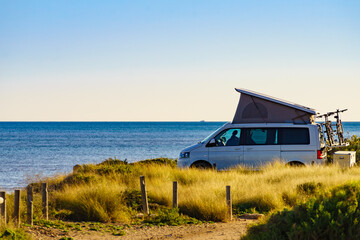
top-left (112, 231), bottom-right (126, 236)
top-left (144, 208), bottom-right (201, 226)
top-left (296, 181), bottom-right (323, 196)
top-left (0, 227), bottom-right (30, 240)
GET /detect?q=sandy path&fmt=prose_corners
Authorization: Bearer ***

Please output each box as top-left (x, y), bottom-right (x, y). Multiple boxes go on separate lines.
top-left (120, 218), bottom-right (256, 240)
top-left (27, 218), bottom-right (257, 240)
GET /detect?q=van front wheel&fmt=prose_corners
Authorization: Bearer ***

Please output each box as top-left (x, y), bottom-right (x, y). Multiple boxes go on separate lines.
top-left (190, 161), bottom-right (212, 169)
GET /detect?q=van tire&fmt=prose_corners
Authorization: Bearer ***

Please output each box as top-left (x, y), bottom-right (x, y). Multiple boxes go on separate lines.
top-left (190, 161), bottom-right (212, 169)
top-left (286, 161), bottom-right (305, 167)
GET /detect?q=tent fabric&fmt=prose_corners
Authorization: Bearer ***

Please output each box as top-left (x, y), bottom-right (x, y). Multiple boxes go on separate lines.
top-left (232, 88), bottom-right (316, 124)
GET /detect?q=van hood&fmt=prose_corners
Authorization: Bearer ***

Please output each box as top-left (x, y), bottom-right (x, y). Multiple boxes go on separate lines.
top-left (181, 143), bottom-right (203, 152)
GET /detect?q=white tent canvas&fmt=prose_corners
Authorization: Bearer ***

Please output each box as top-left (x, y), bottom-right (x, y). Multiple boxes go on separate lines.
top-left (232, 88), bottom-right (316, 124)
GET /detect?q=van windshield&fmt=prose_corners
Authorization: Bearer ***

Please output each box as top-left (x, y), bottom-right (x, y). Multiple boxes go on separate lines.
top-left (200, 124), bottom-right (228, 144)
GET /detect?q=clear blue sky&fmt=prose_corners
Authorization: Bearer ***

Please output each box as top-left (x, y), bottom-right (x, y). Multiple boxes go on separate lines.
top-left (1, 0), bottom-right (359, 121)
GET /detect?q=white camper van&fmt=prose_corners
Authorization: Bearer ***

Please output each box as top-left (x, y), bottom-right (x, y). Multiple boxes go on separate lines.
top-left (178, 89), bottom-right (327, 169)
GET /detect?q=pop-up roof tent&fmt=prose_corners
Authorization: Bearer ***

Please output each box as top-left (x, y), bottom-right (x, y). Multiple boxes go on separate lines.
top-left (232, 88), bottom-right (316, 124)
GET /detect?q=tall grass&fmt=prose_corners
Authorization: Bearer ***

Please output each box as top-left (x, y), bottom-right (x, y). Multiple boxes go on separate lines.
top-left (45, 159), bottom-right (360, 222)
top-left (11, 153), bottom-right (360, 223)
top-left (53, 180), bottom-right (130, 222)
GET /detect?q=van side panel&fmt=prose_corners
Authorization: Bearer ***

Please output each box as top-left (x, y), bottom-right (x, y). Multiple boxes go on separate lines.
top-left (280, 126), bottom-right (317, 164)
top-left (209, 146), bottom-right (243, 169)
top-left (243, 145), bottom-right (281, 167)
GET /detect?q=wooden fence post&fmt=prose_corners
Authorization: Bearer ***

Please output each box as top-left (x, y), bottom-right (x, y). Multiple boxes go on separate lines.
top-left (226, 185), bottom-right (232, 221)
top-left (27, 186), bottom-right (33, 225)
top-left (42, 183), bottom-right (48, 220)
top-left (0, 191), bottom-right (6, 225)
top-left (173, 181), bottom-right (178, 208)
top-left (14, 190), bottom-right (20, 226)
top-left (139, 176), bottom-right (149, 215)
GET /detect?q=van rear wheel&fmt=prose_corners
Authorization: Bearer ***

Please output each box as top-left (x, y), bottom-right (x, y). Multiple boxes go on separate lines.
top-left (190, 161), bottom-right (212, 169)
top-left (286, 161), bottom-right (305, 167)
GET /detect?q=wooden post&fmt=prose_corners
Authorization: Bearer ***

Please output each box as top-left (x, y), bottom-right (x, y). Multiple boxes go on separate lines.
top-left (27, 186), bottom-right (33, 226)
top-left (0, 196), bottom-right (2, 227)
top-left (139, 176), bottom-right (149, 215)
top-left (42, 183), bottom-right (48, 220)
top-left (14, 190), bottom-right (20, 226)
top-left (0, 191), bottom-right (6, 225)
top-left (173, 181), bottom-right (178, 208)
top-left (226, 185), bottom-right (232, 221)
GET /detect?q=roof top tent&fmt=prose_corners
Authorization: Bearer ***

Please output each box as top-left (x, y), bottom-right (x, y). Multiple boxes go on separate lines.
top-left (232, 88), bottom-right (317, 124)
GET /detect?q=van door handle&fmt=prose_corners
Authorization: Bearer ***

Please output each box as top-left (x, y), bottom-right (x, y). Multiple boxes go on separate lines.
top-left (235, 148), bottom-right (242, 150)
top-left (246, 147), bottom-right (254, 150)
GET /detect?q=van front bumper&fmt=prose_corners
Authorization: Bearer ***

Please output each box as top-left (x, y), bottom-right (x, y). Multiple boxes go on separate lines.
top-left (177, 158), bottom-right (190, 168)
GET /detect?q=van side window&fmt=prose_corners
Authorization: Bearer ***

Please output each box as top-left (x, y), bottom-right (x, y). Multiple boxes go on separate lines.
top-left (278, 128), bottom-right (310, 145)
top-left (213, 129), bottom-right (241, 147)
top-left (244, 128), bottom-right (278, 145)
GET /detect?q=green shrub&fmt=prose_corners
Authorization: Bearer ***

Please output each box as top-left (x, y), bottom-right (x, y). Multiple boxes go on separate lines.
top-left (233, 198), bottom-right (275, 215)
top-left (296, 181), bottom-right (323, 196)
top-left (243, 181), bottom-right (360, 240)
top-left (144, 208), bottom-right (201, 226)
top-left (135, 158), bottom-right (177, 168)
top-left (63, 173), bottom-right (99, 185)
top-left (328, 135), bottom-right (360, 163)
top-left (0, 227), bottom-right (30, 240)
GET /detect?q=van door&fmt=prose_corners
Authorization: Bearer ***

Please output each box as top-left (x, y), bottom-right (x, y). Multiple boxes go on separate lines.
top-left (208, 128), bottom-right (243, 169)
top-left (242, 128), bottom-right (281, 167)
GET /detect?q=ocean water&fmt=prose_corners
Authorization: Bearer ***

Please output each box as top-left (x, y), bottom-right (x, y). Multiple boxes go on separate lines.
top-left (0, 122), bottom-right (225, 190)
top-left (0, 121), bottom-right (359, 190)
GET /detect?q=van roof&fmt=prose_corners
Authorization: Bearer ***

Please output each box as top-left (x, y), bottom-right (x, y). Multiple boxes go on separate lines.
top-left (235, 88), bottom-right (316, 115)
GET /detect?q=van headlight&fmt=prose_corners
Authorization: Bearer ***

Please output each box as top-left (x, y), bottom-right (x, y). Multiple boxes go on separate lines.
top-left (180, 152), bottom-right (190, 158)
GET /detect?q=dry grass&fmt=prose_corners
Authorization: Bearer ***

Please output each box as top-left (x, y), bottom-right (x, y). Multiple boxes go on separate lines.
top-left (9, 158), bottom-right (360, 223)
top-left (139, 162), bottom-right (360, 221)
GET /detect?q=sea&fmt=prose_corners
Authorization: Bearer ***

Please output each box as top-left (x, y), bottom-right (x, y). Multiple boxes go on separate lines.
top-left (0, 121), bottom-right (359, 190)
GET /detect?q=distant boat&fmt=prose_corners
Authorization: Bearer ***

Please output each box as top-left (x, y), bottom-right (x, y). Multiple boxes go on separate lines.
top-left (200, 120), bottom-right (205, 122)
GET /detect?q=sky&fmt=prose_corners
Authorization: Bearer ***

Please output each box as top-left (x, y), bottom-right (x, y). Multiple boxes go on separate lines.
top-left (1, 0), bottom-right (359, 121)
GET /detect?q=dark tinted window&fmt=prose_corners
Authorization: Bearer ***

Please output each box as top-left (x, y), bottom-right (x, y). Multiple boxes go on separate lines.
top-left (243, 128), bottom-right (278, 145)
top-left (278, 128), bottom-right (309, 145)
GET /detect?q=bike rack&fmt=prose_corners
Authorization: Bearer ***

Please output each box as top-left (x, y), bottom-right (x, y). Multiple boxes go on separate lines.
top-left (317, 109), bottom-right (348, 148)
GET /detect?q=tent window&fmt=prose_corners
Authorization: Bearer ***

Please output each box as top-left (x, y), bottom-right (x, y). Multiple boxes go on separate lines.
top-left (242, 102), bottom-right (268, 119)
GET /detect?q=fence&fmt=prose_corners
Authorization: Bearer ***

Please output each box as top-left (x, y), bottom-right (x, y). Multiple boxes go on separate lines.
top-left (0, 183), bottom-right (49, 227)
top-left (139, 175), bottom-right (233, 221)
top-left (0, 176), bottom-right (233, 226)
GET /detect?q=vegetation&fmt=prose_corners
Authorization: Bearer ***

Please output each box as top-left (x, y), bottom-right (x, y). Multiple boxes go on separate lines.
top-left (20, 149), bottom-right (360, 224)
top-left (339, 135), bottom-right (360, 162)
top-left (327, 135), bottom-right (360, 162)
top-left (243, 182), bottom-right (360, 240)
top-left (33, 219), bottom-right (127, 237)
top-left (0, 226), bottom-right (30, 240)
top-left (143, 208), bottom-right (202, 226)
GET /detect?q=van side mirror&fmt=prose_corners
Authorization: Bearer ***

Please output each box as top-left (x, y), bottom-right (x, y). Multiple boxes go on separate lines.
top-left (207, 139), bottom-right (217, 147)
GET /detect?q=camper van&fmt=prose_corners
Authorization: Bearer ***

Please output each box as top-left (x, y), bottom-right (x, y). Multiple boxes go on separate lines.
top-left (178, 88), bottom-right (328, 169)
